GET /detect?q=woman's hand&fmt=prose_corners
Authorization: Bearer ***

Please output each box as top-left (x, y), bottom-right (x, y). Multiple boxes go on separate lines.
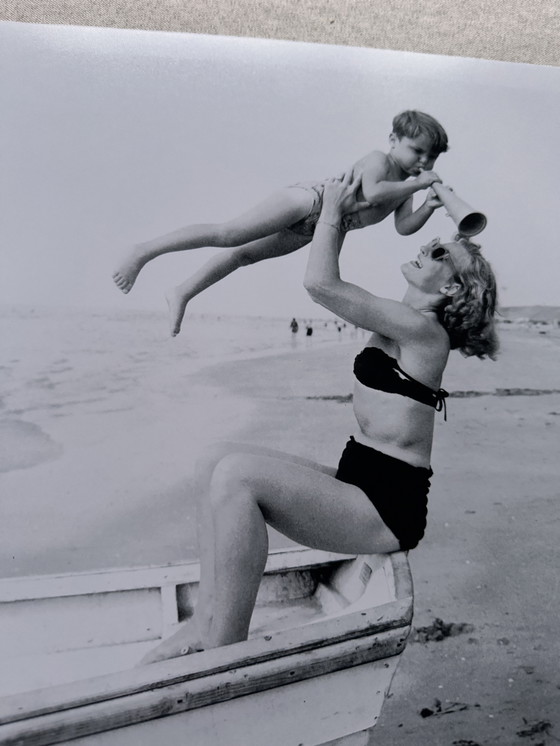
top-left (322, 171), bottom-right (370, 217)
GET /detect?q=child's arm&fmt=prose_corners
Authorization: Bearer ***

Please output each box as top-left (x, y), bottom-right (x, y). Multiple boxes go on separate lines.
top-left (359, 152), bottom-right (441, 207)
top-left (393, 188), bottom-right (444, 236)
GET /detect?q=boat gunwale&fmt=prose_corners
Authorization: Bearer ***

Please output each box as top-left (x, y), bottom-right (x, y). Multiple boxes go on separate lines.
top-left (0, 626), bottom-right (409, 746)
top-left (389, 551), bottom-right (414, 602)
top-left (0, 550), bottom-right (413, 729)
top-left (0, 548), bottom-right (352, 603)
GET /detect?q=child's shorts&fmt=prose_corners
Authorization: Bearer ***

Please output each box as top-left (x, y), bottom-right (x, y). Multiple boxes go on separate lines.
top-left (286, 182), bottom-right (363, 236)
top-left (286, 182), bottom-right (324, 236)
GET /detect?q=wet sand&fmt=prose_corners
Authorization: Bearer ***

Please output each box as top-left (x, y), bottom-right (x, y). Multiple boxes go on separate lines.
top-left (1, 309), bottom-right (559, 743)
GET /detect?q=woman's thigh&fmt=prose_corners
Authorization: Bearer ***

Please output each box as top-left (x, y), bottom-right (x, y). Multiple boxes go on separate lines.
top-left (211, 452), bottom-right (400, 555)
top-left (200, 441), bottom-right (338, 479)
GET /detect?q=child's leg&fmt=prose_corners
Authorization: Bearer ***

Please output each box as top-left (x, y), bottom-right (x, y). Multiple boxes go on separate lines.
top-left (166, 230), bottom-right (309, 336)
top-left (112, 187), bottom-right (315, 293)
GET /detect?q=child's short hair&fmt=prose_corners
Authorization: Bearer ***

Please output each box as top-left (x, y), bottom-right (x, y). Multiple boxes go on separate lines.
top-left (392, 110), bottom-right (449, 155)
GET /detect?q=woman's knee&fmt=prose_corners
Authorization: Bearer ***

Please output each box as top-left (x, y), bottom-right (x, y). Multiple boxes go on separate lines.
top-left (194, 443), bottom-right (236, 487)
top-left (208, 453), bottom-right (257, 507)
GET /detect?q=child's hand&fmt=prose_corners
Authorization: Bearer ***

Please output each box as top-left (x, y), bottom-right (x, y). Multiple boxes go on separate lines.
top-left (322, 172), bottom-right (370, 216)
top-left (416, 170), bottom-right (442, 189)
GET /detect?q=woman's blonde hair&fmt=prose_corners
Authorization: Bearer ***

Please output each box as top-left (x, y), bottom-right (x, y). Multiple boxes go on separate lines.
top-left (439, 235), bottom-right (499, 359)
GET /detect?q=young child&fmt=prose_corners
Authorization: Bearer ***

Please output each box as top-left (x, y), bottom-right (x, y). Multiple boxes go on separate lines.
top-left (113, 110), bottom-right (448, 336)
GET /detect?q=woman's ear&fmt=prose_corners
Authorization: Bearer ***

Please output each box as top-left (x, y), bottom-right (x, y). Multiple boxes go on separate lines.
top-left (440, 282), bottom-right (461, 297)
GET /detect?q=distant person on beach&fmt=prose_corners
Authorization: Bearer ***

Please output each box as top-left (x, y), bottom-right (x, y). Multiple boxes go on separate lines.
top-left (290, 318), bottom-right (299, 334)
top-left (113, 110), bottom-right (449, 336)
top-left (140, 171), bottom-right (498, 664)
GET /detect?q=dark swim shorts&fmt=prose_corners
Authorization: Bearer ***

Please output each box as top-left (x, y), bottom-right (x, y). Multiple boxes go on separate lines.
top-left (335, 436), bottom-right (432, 551)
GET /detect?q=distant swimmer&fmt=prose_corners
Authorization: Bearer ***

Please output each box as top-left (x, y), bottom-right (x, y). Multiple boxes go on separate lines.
top-left (112, 111), bottom-right (450, 336)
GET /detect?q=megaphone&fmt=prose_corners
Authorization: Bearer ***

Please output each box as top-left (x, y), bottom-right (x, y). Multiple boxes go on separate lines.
top-left (431, 183), bottom-right (487, 237)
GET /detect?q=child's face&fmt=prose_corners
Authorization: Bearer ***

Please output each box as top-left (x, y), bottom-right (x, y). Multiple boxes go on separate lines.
top-left (389, 133), bottom-right (439, 175)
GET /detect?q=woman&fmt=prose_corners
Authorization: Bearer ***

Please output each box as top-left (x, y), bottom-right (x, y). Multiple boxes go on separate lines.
top-left (141, 172), bottom-right (498, 664)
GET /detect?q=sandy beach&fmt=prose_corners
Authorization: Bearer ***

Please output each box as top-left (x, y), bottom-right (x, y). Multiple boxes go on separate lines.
top-left (1, 306), bottom-right (559, 744)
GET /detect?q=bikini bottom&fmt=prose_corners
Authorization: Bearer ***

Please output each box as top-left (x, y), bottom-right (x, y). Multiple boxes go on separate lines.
top-left (335, 436), bottom-right (432, 551)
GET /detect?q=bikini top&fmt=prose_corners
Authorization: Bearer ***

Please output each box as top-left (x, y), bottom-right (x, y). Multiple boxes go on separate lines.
top-left (353, 346), bottom-right (449, 419)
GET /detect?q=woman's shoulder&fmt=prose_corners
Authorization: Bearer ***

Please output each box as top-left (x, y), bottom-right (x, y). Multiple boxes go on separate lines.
top-left (402, 322), bottom-right (450, 377)
top-left (383, 304), bottom-right (449, 349)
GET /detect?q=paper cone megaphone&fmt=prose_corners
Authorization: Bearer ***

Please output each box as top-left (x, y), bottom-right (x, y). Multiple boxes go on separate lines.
top-left (432, 183), bottom-right (487, 237)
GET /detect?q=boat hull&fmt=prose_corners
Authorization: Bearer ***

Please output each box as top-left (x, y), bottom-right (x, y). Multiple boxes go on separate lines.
top-left (0, 548), bottom-right (413, 745)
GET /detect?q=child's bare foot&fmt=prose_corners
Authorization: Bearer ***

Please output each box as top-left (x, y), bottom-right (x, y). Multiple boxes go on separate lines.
top-left (166, 287), bottom-right (191, 337)
top-left (112, 245), bottom-right (154, 294)
top-left (138, 621), bottom-right (204, 665)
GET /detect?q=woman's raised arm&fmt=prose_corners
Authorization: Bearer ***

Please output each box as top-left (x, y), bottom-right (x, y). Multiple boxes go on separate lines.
top-left (304, 175), bottom-right (429, 343)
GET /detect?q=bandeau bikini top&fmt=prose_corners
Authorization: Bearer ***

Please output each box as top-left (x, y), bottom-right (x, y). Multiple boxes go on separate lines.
top-left (353, 346), bottom-right (449, 418)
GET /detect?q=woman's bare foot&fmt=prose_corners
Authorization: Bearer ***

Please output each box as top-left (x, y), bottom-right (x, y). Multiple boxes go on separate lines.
top-left (138, 620), bottom-right (204, 665)
top-left (166, 286), bottom-right (191, 337)
top-left (112, 245), bottom-right (155, 294)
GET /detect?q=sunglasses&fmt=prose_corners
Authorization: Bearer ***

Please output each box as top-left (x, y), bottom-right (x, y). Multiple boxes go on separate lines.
top-left (423, 238), bottom-right (460, 276)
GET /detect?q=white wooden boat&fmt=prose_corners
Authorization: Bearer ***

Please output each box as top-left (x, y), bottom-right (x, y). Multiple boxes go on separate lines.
top-left (0, 547), bottom-right (413, 745)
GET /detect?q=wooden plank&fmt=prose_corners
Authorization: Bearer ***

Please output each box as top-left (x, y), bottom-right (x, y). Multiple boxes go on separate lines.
top-left (389, 552), bottom-right (414, 602)
top-left (0, 630), bottom-right (406, 745)
top-left (0, 590), bottom-right (162, 659)
top-left (159, 585), bottom-right (179, 630)
top-left (0, 642), bottom-right (153, 698)
top-left (0, 548), bottom-right (350, 603)
top-left (0, 591), bottom-right (411, 725)
top-left (59, 658), bottom-right (399, 746)
top-left (0, 565), bottom-right (197, 603)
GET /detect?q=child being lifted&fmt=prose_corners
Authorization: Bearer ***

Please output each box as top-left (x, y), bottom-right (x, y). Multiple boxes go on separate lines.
top-left (113, 110), bottom-right (448, 336)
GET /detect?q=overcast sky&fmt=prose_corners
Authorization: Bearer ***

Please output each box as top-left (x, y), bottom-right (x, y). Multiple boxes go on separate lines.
top-left (1, 23), bottom-right (559, 318)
